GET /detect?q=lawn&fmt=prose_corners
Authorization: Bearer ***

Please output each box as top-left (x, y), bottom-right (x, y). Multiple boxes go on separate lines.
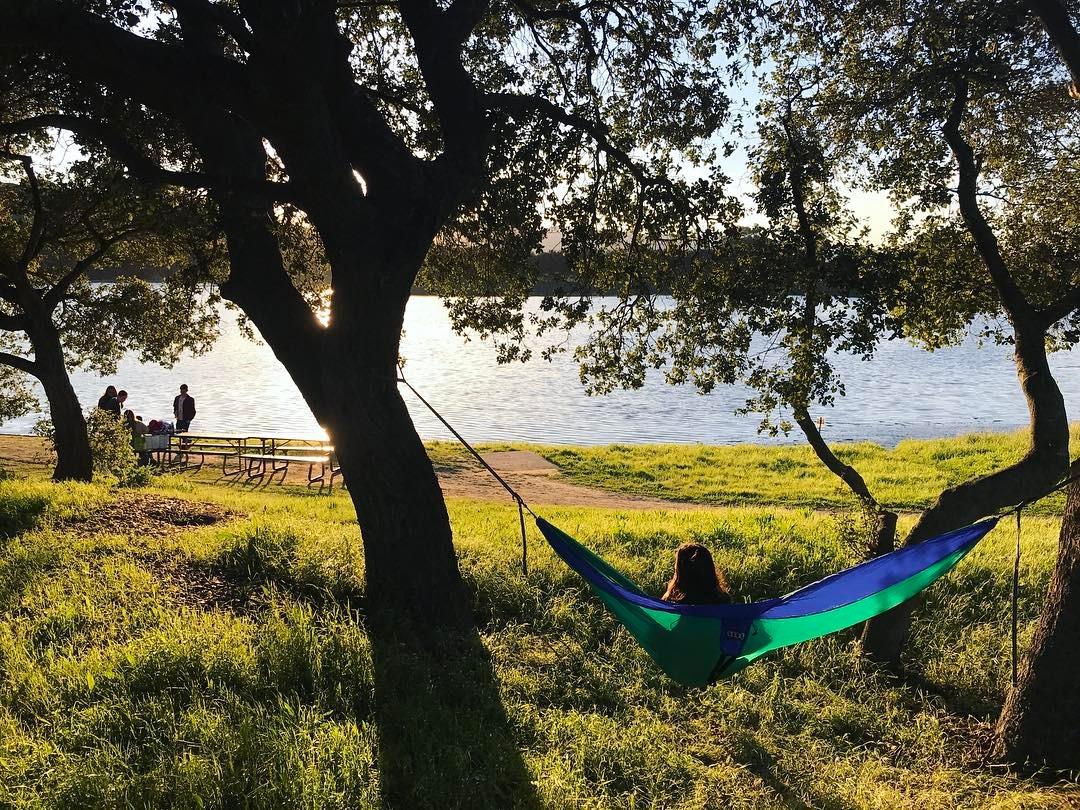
top-left (500, 425), bottom-right (1080, 514)
top-left (0, 433), bottom-right (1077, 807)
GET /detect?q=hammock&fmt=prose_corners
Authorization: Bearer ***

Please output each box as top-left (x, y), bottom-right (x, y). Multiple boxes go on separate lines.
top-left (396, 368), bottom-right (1043, 688)
top-left (535, 517), bottom-right (998, 687)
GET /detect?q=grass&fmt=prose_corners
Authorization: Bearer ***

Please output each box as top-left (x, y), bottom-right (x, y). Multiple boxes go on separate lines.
top-left (0, 433), bottom-right (1077, 807)
top-left (491, 425), bottom-right (1080, 513)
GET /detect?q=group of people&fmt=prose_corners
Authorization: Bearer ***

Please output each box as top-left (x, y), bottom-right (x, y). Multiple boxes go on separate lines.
top-left (96, 384), bottom-right (198, 464)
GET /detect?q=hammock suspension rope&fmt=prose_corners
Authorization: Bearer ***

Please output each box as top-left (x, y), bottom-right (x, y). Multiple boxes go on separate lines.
top-left (397, 366), bottom-right (535, 576)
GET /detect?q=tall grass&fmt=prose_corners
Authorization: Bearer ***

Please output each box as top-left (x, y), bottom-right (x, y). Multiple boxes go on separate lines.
top-left (0, 466), bottom-right (1075, 807)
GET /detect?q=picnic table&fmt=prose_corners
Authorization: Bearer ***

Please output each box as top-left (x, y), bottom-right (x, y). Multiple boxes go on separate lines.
top-left (152, 432), bottom-right (342, 492)
top-left (156, 433), bottom-right (252, 476)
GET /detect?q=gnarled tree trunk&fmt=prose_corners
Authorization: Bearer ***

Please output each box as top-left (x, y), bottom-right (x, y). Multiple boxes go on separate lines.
top-left (994, 459), bottom-right (1080, 772)
top-left (29, 321), bottom-right (92, 482)
top-left (860, 327), bottom-right (1069, 668)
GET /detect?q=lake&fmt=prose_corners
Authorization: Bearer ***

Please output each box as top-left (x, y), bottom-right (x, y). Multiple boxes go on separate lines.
top-left (5, 297), bottom-right (1080, 446)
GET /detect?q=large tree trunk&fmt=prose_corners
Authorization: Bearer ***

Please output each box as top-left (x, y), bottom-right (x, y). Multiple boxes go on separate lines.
top-left (31, 323), bottom-right (92, 482)
top-left (860, 327), bottom-right (1069, 668)
top-left (212, 188), bottom-right (473, 634)
top-left (994, 459), bottom-right (1080, 772)
top-left (320, 315), bottom-right (473, 634)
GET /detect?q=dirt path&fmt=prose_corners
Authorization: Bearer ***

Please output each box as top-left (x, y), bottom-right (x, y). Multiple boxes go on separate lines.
top-left (437, 450), bottom-right (705, 510)
top-left (0, 436), bottom-right (699, 510)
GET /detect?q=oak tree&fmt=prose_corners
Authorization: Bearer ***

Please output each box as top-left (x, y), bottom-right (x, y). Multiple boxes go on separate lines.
top-left (0, 146), bottom-right (220, 480)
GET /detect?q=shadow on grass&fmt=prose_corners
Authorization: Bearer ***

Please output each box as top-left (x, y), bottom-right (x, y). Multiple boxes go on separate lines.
top-left (369, 618), bottom-right (540, 809)
top-left (187, 524), bottom-right (537, 806)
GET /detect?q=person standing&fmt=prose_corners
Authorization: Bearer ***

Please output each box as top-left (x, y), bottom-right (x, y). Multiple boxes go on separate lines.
top-left (173, 384), bottom-right (196, 432)
top-left (97, 385), bottom-right (120, 416)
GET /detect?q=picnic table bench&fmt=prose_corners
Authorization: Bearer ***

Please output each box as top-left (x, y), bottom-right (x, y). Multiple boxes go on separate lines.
top-left (156, 433), bottom-right (252, 476)
top-left (147, 432), bottom-right (343, 492)
top-left (240, 452), bottom-right (340, 491)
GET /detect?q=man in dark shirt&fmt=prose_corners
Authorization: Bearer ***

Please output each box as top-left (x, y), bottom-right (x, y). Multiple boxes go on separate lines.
top-left (173, 384), bottom-right (196, 432)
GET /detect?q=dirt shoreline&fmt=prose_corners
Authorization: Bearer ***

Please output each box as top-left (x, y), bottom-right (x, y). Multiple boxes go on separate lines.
top-left (0, 435), bottom-right (698, 510)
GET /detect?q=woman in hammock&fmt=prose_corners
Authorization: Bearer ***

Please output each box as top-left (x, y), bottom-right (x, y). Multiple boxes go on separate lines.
top-left (662, 542), bottom-right (732, 604)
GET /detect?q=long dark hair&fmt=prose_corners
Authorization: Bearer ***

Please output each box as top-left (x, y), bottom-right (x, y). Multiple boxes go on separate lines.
top-left (103, 385), bottom-right (117, 398)
top-left (662, 542), bottom-right (731, 604)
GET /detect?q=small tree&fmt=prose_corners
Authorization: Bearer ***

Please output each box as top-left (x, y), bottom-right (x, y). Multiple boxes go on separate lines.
top-left (0, 149), bottom-right (221, 480)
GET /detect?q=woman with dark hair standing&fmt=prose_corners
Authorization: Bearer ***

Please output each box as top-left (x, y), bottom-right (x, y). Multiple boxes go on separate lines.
top-left (97, 385), bottom-right (120, 416)
top-left (662, 543), bottom-right (733, 605)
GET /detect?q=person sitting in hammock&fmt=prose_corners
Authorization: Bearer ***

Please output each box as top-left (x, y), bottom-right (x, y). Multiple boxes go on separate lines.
top-left (662, 542), bottom-right (733, 604)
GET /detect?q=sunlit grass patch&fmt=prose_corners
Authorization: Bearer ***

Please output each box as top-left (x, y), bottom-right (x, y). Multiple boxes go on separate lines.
top-left (514, 425), bottom-right (1080, 513)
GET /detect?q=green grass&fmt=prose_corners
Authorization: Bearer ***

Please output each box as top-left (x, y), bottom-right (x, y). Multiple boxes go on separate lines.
top-left (496, 425), bottom-right (1080, 513)
top-left (0, 446), bottom-right (1077, 807)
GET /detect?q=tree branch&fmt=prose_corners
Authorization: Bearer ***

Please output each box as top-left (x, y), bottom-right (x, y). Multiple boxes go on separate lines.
top-left (397, 0), bottom-right (489, 165)
top-left (162, 0), bottom-right (256, 53)
top-left (0, 2), bottom-right (257, 132)
top-left (443, 0), bottom-right (491, 44)
top-left (0, 311), bottom-right (29, 332)
top-left (1026, 0), bottom-right (1080, 99)
top-left (1042, 283), bottom-right (1080, 328)
top-left (484, 92), bottom-right (646, 184)
top-left (0, 351), bottom-right (37, 375)
top-left (942, 75), bottom-right (1039, 327)
top-left (42, 224), bottom-right (143, 311)
top-left (0, 152), bottom-right (46, 268)
top-left (793, 407), bottom-right (880, 507)
top-left (0, 115), bottom-right (298, 203)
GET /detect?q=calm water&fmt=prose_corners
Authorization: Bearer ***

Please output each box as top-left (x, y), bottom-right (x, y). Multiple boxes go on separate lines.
top-left (5, 297), bottom-right (1080, 445)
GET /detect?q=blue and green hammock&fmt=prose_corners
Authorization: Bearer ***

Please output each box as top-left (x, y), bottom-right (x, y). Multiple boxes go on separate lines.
top-left (535, 517), bottom-right (998, 686)
top-left (398, 369), bottom-right (1009, 688)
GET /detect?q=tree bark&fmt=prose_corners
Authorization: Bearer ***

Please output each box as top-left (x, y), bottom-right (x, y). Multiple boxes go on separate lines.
top-left (1026, 0), bottom-right (1080, 99)
top-left (994, 459), bottom-right (1080, 772)
top-left (317, 259), bottom-right (473, 633)
top-left (31, 323), bottom-right (92, 482)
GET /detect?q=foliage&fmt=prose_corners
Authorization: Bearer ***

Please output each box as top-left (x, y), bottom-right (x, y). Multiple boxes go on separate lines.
top-left (0, 150), bottom-right (224, 376)
top-left (0, 472), bottom-right (1073, 807)
top-left (0, 345), bottom-right (36, 425)
top-left (781, 0), bottom-right (1080, 346)
top-left (36, 410), bottom-right (151, 487)
top-left (0, 1), bottom-right (740, 341)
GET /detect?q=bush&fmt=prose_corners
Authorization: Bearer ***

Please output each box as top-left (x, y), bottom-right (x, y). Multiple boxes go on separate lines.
top-left (35, 411), bottom-right (150, 487)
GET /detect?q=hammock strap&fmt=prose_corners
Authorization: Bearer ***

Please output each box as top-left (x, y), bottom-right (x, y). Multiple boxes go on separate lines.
top-left (397, 366), bottom-right (535, 575)
top-left (519, 498), bottom-right (529, 577)
top-left (1012, 507), bottom-right (1021, 688)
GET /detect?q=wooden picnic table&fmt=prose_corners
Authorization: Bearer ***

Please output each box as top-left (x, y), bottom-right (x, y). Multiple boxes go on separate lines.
top-left (153, 431), bottom-right (342, 492)
top-left (157, 432), bottom-right (253, 475)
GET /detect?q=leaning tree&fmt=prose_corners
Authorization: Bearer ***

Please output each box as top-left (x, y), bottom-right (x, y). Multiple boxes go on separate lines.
top-left (778, 0), bottom-right (1080, 681)
top-left (546, 59), bottom-right (906, 562)
top-left (0, 147), bottom-right (222, 481)
top-left (0, 0), bottom-right (735, 631)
